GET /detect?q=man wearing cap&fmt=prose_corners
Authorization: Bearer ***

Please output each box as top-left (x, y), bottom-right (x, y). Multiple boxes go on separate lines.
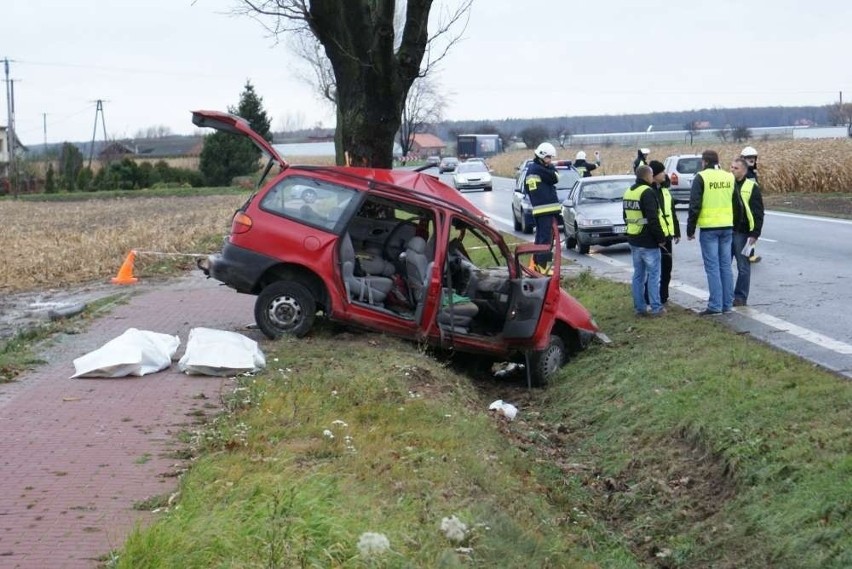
top-left (645, 160), bottom-right (680, 305)
top-left (623, 165), bottom-right (667, 316)
top-left (687, 150), bottom-right (735, 315)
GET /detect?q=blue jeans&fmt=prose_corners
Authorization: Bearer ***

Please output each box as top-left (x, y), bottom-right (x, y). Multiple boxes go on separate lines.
top-left (630, 245), bottom-right (662, 314)
top-left (699, 228), bottom-right (734, 312)
top-left (732, 232), bottom-right (752, 303)
top-left (533, 213), bottom-right (555, 266)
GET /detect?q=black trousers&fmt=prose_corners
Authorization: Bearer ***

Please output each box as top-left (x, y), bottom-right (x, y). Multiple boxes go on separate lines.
top-left (644, 237), bottom-right (673, 303)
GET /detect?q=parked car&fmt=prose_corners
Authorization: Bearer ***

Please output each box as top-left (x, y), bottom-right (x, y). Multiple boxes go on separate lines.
top-left (438, 156), bottom-right (459, 173)
top-left (452, 161), bottom-right (493, 191)
top-left (511, 165), bottom-right (581, 234)
top-left (425, 155), bottom-right (441, 167)
top-left (192, 110), bottom-right (602, 386)
top-left (561, 175), bottom-right (634, 254)
top-left (663, 154), bottom-right (703, 203)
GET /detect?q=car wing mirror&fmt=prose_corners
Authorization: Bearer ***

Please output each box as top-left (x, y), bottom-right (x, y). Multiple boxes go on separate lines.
top-left (564, 198), bottom-right (574, 207)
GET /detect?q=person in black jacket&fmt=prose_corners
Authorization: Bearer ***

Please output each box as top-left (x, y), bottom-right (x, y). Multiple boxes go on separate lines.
top-left (525, 142), bottom-right (560, 273)
top-left (623, 165), bottom-right (667, 316)
top-left (730, 157), bottom-right (765, 306)
top-left (632, 147), bottom-right (650, 173)
top-left (572, 151), bottom-right (599, 177)
top-left (740, 146), bottom-right (762, 262)
top-left (644, 160), bottom-right (680, 305)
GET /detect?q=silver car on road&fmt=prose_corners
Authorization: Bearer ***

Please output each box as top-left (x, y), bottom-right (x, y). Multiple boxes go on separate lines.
top-left (561, 175), bottom-right (634, 254)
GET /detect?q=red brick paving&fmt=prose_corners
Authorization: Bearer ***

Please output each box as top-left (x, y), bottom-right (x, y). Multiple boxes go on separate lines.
top-left (0, 276), bottom-right (256, 568)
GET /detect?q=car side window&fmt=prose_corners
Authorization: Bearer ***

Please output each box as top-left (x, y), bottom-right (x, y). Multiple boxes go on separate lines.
top-left (260, 176), bottom-right (358, 231)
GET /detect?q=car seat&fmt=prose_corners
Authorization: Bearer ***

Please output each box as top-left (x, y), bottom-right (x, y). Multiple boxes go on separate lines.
top-left (341, 233), bottom-right (393, 304)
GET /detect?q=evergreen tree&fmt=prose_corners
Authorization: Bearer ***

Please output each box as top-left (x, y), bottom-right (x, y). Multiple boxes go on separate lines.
top-left (59, 143), bottom-right (84, 191)
top-left (45, 163), bottom-right (56, 194)
top-left (199, 80), bottom-right (272, 187)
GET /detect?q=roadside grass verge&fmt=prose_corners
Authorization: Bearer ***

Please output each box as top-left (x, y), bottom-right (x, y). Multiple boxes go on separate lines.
top-left (114, 272), bottom-right (850, 568)
top-left (115, 328), bottom-right (629, 568)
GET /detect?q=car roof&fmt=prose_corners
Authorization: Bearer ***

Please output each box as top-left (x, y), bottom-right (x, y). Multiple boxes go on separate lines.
top-left (665, 154), bottom-right (702, 160)
top-left (295, 165), bottom-right (487, 217)
top-left (578, 174), bottom-right (635, 182)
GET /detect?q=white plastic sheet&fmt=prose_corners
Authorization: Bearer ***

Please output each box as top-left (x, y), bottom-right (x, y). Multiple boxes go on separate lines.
top-left (71, 328), bottom-right (180, 379)
top-left (178, 327), bottom-right (266, 376)
top-left (488, 399), bottom-right (518, 421)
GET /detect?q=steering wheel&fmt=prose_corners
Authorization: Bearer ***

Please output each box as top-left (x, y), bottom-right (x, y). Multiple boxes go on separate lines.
top-left (382, 219), bottom-right (419, 263)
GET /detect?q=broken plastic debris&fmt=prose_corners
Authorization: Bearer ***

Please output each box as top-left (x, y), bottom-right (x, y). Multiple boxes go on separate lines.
top-left (488, 399), bottom-right (518, 421)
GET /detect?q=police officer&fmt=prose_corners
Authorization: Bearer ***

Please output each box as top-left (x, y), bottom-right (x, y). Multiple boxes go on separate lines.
top-left (740, 146), bottom-right (762, 262)
top-left (525, 142), bottom-right (560, 273)
top-left (730, 157), bottom-right (764, 306)
top-left (623, 165), bottom-right (667, 316)
top-left (633, 147), bottom-right (650, 173)
top-left (686, 150), bottom-right (735, 315)
top-left (573, 150), bottom-right (599, 178)
top-left (644, 160), bottom-right (680, 305)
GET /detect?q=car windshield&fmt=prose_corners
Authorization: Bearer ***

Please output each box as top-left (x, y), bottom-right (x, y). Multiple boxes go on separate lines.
top-left (578, 180), bottom-right (630, 203)
top-left (456, 162), bottom-right (488, 174)
top-left (676, 157), bottom-right (703, 174)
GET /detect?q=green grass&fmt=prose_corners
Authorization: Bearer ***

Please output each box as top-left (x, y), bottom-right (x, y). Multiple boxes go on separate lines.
top-left (112, 272), bottom-right (850, 569)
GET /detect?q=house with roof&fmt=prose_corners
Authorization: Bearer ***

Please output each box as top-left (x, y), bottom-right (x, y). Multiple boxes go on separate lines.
top-left (409, 133), bottom-right (446, 157)
top-left (0, 125), bottom-right (27, 178)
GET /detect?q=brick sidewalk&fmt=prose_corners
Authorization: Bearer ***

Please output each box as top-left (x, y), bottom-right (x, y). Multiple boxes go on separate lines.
top-left (0, 276), bottom-right (257, 568)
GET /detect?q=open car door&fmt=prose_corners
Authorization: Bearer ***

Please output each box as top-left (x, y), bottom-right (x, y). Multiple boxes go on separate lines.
top-left (502, 219), bottom-right (562, 340)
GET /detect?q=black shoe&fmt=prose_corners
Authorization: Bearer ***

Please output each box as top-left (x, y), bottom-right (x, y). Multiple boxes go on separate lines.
top-left (698, 309), bottom-right (723, 316)
top-left (733, 298), bottom-right (746, 307)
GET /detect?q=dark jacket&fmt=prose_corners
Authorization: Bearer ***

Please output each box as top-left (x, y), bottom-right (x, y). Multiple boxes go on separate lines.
top-left (687, 164), bottom-right (734, 236)
top-left (733, 177), bottom-right (764, 237)
top-left (632, 150), bottom-right (647, 172)
top-left (624, 178), bottom-right (666, 248)
top-left (746, 165), bottom-right (759, 184)
top-left (524, 157), bottom-right (560, 215)
top-left (655, 176), bottom-right (681, 239)
top-left (573, 159), bottom-right (598, 178)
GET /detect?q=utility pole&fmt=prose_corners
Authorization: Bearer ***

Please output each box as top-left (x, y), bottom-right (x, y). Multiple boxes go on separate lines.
top-left (88, 99), bottom-right (108, 169)
top-left (4, 57), bottom-right (18, 199)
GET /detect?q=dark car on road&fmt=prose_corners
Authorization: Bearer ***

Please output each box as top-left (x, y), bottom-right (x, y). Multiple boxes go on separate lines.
top-left (192, 110), bottom-right (602, 386)
top-left (561, 175), bottom-right (634, 254)
top-left (511, 165), bottom-right (581, 234)
top-left (438, 156), bottom-right (459, 173)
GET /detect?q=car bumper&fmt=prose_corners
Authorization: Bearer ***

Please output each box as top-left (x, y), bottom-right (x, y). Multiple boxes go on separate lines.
top-left (197, 240), bottom-right (278, 294)
top-left (578, 226), bottom-right (628, 246)
top-left (455, 181), bottom-right (492, 189)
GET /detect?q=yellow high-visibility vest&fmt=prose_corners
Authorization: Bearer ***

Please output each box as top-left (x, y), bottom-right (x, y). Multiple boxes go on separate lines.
top-left (738, 178), bottom-right (756, 231)
top-left (660, 187), bottom-right (675, 237)
top-left (623, 184), bottom-right (651, 236)
top-left (697, 169), bottom-right (734, 228)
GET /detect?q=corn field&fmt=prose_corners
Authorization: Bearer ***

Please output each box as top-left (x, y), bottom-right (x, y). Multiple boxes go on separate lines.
top-left (0, 194), bottom-right (246, 293)
top-left (488, 138), bottom-right (852, 194)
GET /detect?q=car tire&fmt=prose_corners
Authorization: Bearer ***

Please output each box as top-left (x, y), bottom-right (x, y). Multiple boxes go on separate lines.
top-left (522, 216), bottom-right (534, 235)
top-left (254, 281), bottom-right (316, 339)
top-left (513, 210), bottom-right (522, 231)
top-left (564, 225), bottom-right (577, 249)
top-left (529, 334), bottom-right (566, 387)
top-left (576, 226), bottom-right (590, 254)
top-left (484, 185), bottom-right (492, 192)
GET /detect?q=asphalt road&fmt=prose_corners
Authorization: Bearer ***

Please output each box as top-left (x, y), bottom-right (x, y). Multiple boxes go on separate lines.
top-left (432, 168), bottom-right (852, 379)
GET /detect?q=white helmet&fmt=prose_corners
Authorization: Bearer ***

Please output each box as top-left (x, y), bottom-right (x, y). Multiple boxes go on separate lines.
top-left (639, 147), bottom-right (650, 155)
top-left (534, 142), bottom-right (557, 160)
top-left (575, 151), bottom-right (587, 160)
top-left (741, 146), bottom-right (758, 157)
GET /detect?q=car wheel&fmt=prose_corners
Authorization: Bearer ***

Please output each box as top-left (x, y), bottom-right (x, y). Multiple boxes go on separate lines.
top-left (484, 185), bottom-right (493, 192)
top-left (522, 215), bottom-right (534, 235)
top-left (575, 226), bottom-right (590, 254)
top-left (513, 209), bottom-right (522, 231)
top-left (254, 281), bottom-right (316, 339)
top-left (529, 334), bottom-right (566, 387)
top-left (564, 224), bottom-right (577, 249)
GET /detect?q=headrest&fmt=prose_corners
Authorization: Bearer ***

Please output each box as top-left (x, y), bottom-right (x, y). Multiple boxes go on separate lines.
top-left (406, 236), bottom-right (426, 255)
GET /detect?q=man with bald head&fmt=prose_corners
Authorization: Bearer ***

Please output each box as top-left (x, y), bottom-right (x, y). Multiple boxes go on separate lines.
top-left (623, 164), bottom-right (667, 317)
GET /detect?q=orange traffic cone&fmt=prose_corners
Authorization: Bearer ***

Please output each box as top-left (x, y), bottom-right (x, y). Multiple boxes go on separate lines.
top-left (111, 250), bottom-right (139, 285)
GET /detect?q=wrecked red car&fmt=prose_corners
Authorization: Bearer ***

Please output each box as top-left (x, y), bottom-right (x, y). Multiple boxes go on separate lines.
top-left (193, 110), bottom-right (601, 386)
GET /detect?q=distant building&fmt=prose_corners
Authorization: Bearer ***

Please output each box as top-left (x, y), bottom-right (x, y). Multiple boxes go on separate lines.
top-left (0, 125), bottom-right (28, 178)
top-left (410, 133), bottom-right (446, 157)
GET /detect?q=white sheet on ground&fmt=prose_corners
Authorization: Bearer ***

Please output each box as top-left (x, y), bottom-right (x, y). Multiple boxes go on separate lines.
top-left (178, 327), bottom-right (266, 376)
top-left (71, 328), bottom-right (180, 379)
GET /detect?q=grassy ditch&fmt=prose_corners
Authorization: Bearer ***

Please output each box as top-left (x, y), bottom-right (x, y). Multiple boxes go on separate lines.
top-left (113, 272), bottom-right (850, 569)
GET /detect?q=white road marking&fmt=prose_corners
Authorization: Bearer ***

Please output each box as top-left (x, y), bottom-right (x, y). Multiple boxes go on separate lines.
top-left (766, 211), bottom-right (852, 225)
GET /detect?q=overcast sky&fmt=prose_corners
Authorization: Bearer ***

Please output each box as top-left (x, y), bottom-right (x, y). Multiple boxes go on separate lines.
top-left (4, 0), bottom-right (851, 145)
